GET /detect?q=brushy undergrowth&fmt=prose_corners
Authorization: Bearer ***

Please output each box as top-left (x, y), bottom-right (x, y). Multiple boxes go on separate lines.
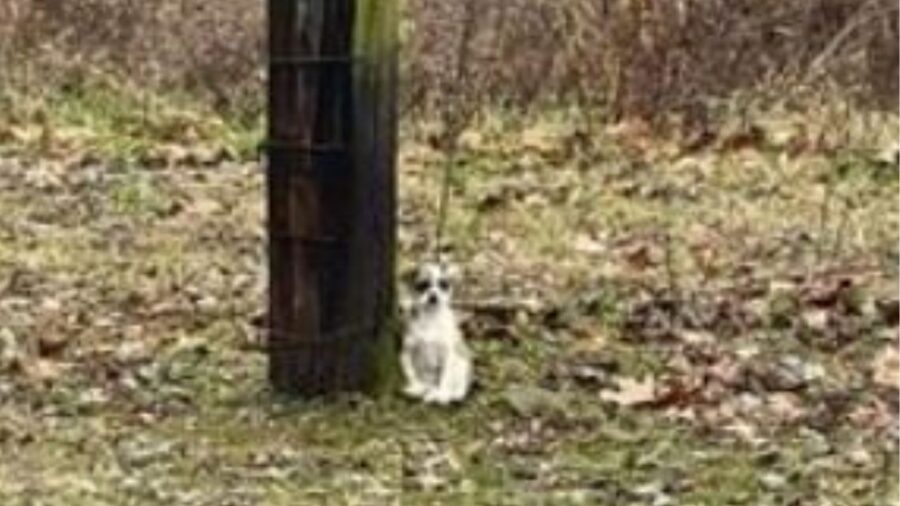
top-left (2, 0), bottom-right (897, 121)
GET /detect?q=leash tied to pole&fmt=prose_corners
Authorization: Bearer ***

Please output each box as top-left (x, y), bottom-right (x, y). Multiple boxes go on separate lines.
top-left (431, 0), bottom-right (478, 261)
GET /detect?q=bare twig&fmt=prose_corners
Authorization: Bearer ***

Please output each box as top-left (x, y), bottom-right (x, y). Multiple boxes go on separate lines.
top-left (433, 0), bottom-right (480, 256)
top-left (830, 196), bottom-right (852, 261)
top-left (804, 0), bottom-right (889, 83)
top-left (816, 174), bottom-right (835, 263)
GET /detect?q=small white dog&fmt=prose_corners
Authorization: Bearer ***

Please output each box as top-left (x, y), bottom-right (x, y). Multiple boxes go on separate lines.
top-left (400, 261), bottom-right (472, 404)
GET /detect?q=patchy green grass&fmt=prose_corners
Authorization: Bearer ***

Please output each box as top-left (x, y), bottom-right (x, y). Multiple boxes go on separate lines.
top-left (0, 82), bottom-right (261, 163)
top-left (0, 98), bottom-right (896, 504)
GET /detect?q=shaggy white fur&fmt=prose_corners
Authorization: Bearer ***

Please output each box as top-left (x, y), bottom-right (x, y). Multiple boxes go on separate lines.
top-left (400, 262), bottom-right (472, 404)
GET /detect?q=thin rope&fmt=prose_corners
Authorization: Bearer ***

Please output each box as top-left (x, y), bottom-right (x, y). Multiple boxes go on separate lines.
top-left (431, 0), bottom-right (477, 261)
top-left (433, 142), bottom-right (456, 261)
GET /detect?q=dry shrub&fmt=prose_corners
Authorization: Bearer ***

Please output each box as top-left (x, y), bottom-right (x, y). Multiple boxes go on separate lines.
top-left (406, 0), bottom-right (899, 122)
top-left (1, 0), bottom-right (263, 114)
top-left (0, 0), bottom-right (896, 121)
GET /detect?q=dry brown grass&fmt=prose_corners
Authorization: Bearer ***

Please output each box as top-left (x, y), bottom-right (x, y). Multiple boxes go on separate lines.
top-left (0, 107), bottom-right (896, 503)
top-left (405, 0), bottom-right (899, 121)
top-left (1, 0), bottom-right (263, 113)
top-left (1, 0), bottom-right (896, 122)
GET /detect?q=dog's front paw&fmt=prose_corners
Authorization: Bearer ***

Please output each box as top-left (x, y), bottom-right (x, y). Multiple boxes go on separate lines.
top-left (403, 383), bottom-right (428, 399)
top-left (445, 389), bottom-right (468, 403)
top-left (423, 390), bottom-right (453, 405)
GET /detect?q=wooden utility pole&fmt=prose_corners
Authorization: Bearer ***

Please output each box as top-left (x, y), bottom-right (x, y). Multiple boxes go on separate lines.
top-left (266, 0), bottom-right (398, 396)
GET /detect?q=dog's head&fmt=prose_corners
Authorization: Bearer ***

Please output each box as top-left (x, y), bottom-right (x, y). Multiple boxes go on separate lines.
top-left (406, 261), bottom-right (459, 313)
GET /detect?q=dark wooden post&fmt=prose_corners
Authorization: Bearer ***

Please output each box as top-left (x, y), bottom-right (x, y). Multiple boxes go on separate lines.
top-left (266, 0), bottom-right (398, 396)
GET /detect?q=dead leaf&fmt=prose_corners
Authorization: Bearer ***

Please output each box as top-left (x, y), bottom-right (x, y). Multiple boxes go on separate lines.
top-left (846, 446), bottom-right (873, 467)
top-left (24, 358), bottom-right (68, 384)
top-left (139, 143), bottom-right (188, 168)
top-left (755, 355), bottom-right (822, 392)
top-left (802, 277), bottom-right (853, 308)
top-left (706, 355), bottom-right (745, 387)
top-left (502, 385), bottom-right (571, 418)
top-left (600, 376), bottom-right (657, 407)
top-left (689, 240), bottom-right (720, 278)
top-left (717, 124), bottom-right (765, 152)
top-left (653, 374), bottom-right (705, 408)
top-left (847, 399), bottom-right (893, 432)
top-left (721, 419), bottom-right (760, 444)
top-left (520, 122), bottom-right (565, 156)
top-left (37, 332), bottom-right (69, 358)
top-left (876, 297), bottom-right (899, 326)
top-left (185, 197), bottom-right (223, 217)
top-left (0, 327), bottom-right (25, 372)
top-left (765, 392), bottom-right (805, 423)
top-left (872, 346), bottom-right (899, 389)
top-left (759, 472), bottom-right (787, 491)
top-left (458, 129), bottom-right (485, 151)
top-left (678, 330), bottom-right (715, 346)
top-left (801, 309), bottom-right (829, 332)
top-left (621, 242), bottom-right (660, 271)
top-left (182, 145), bottom-right (226, 166)
top-left (573, 234), bottom-right (606, 256)
top-left (875, 144), bottom-right (899, 166)
top-left (607, 118), bottom-right (657, 156)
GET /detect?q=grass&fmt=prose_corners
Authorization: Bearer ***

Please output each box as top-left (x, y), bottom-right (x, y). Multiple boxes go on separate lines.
top-left (0, 80), bottom-right (262, 163)
top-left (0, 89), bottom-right (896, 504)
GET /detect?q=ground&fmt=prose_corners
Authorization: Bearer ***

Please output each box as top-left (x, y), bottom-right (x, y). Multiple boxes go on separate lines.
top-left (0, 100), bottom-right (897, 505)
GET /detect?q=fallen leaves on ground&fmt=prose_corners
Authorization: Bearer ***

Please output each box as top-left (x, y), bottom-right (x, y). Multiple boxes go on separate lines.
top-left (600, 375), bottom-right (658, 407)
top-left (0, 104), bottom-right (896, 503)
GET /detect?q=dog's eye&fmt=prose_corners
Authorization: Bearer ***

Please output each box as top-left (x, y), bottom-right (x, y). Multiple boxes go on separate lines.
top-left (413, 280), bottom-right (430, 293)
top-left (437, 279), bottom-right (450, 291)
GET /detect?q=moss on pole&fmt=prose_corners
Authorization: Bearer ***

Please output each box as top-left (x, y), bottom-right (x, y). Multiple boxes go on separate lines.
top-left (352, 0), bottom-right (401, 394)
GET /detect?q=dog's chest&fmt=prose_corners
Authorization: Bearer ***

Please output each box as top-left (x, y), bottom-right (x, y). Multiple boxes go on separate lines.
top-left (405, 316), bottom-right (455, 384)
top-left (408, 339), bottom-right (444, 385)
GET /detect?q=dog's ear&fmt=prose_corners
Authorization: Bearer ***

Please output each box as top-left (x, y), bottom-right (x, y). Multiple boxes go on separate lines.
top-left (435, 252), bottom-right (459, 278)
top-left (443, 262), bottom-right (461, 281)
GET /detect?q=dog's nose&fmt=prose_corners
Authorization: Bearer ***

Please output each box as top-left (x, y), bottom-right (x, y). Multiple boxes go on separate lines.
top-left (426, 292), bottom-right (439, 306)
